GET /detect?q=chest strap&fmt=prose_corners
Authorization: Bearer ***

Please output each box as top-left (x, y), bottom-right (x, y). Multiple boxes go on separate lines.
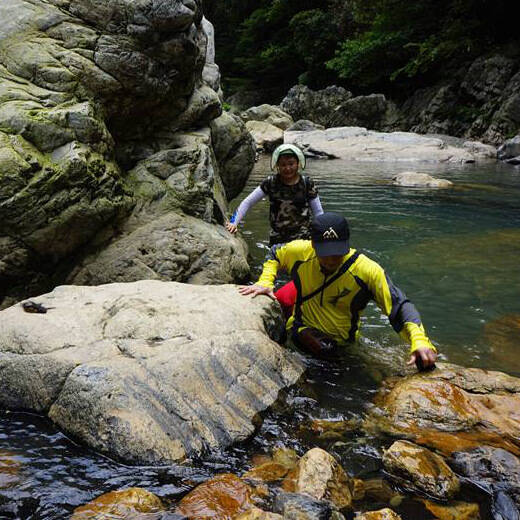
top-left (291, 252), bottom-right (360, 326)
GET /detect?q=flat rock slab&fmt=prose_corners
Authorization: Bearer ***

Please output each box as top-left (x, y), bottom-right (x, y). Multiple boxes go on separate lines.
top-left (0, 281), bottom-right (304, 465)
top-left (285, 128), bottom-right (496, 163)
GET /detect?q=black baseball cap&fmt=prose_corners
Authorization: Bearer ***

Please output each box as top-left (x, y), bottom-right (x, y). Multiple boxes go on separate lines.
top-left (311, 213), bottom-right (350, 256)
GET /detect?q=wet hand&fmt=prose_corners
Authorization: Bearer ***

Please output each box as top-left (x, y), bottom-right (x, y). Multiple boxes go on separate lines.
top-left (238, 284), bottom-right (275, 300)
top-left (226, 222), bottom-right (238, 234)
top-left (407, 347), bottom-right (437, 371)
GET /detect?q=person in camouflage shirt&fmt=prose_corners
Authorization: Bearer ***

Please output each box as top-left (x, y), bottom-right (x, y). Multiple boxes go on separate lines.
top-left (226, 144), bottom-right (323, 246)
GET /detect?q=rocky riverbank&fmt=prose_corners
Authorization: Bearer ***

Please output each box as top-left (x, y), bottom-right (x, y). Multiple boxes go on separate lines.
top-left (0, 0), bottom-right (255, 309)
top-left (3, 361), bottom-right (516, 519)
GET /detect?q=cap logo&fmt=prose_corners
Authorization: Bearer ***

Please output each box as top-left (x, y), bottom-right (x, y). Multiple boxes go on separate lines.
top-left (322, 227), bottom-right (339, 240)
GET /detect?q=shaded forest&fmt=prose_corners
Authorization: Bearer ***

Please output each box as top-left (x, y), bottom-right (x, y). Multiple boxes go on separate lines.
top-left (202, 0), bottom-right (518, 102)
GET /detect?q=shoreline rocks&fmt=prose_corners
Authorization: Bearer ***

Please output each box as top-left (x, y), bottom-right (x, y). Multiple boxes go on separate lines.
top-left (284, 128), bottom-right (496, 163)
top-left (0, 280), bottom-right (304, 465)
top-left (365, 363), bottom-right (520, 456)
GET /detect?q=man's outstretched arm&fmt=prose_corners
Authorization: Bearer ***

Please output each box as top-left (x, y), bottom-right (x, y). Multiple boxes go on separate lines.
top-left (367, 262), bottom-right (437, 369)
top-left (239, 240), bottom-right (309, 298)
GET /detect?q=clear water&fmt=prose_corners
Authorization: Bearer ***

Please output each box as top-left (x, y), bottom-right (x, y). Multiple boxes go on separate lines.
top-left (239, 156), bottom-right (520, 374)
top-left (1, 156), bottom-right (519, 519)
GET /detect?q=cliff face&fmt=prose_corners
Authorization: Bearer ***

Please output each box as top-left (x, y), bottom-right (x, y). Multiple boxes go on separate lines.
top-left (270, 53), bottom-right (520, 146)
top-left (0, 0), bottom-right (255, 307)
top-left (398, 53), bottom-right (520, 144)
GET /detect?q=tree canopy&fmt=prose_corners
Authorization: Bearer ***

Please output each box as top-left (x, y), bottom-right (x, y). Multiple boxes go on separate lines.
top-left (202, 0), bottom-right (518, 100)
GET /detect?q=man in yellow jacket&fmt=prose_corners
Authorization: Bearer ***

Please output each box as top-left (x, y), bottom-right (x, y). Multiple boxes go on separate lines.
top-left (240, 212), bottom-right (437, 369)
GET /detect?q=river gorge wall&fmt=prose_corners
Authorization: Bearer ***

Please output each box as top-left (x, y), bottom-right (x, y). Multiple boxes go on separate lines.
top-left (0, 0), bottom-right (256, 308)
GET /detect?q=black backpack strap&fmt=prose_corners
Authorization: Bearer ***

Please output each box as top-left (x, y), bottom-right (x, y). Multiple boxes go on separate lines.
top-left (300, 251), bottom-right (360, 304)
top-left (291, 261), bottom-right (305, 328)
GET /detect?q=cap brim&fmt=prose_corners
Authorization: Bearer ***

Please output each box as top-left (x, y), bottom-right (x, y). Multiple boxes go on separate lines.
top-left (313, 240), bottom-right (349, 257)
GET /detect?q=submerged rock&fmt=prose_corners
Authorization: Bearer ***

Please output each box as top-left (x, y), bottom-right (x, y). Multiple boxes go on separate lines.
top-left (483, 315), bottom-right (520, 374)
top-left (282, 447), bottom-right (353, 510)
top-left (391, 172), bottom-right (453, 188)
top-left (0, 450), bottom-right (21, 489)
top-left (382, 440), bottom-right (460, 499)
top-left (366, 363), bottom-right (520, 456)
top-left (422, 499), bottom-right (480, 520)
top-left (0, 281), bottom-right (304, 465)
top-left (176, 474), bottom-right (253, 520)
top-left (354, 509), bottom-right (402, 520)
top-left (71, 487), bottom-right (163, 520)
top-left (273, 491), bottom-right (332, 520)
top-left (235, 506), bottom-right (283, 520)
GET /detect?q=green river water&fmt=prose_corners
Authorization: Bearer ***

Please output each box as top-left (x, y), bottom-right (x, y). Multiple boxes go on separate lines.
top-left (1, 155), bottom-right (519, 519)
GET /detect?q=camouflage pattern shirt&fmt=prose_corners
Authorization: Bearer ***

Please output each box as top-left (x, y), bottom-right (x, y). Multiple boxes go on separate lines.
top-left (260, 174), bottom-right (318, 246)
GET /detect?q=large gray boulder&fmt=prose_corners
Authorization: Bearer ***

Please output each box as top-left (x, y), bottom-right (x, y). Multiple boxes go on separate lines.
top-left (0, 1), bottom-right (254, 307)
top-left (280, 85), bottom-right (394, 130)
top-left (0, 280), bottom-right (305, 464)
top-left (498, 135), bottom-right (520, 160)
top-left (240, 105), bottom-right (294, 131)
top-left (280, 85), bottom-right (353, 126)
top-left (399, 54), bottom-right (520, 144)
top-left (285, 128), bottom-right (496, 163)
top-left (210, 112), bottom-right (256, 201)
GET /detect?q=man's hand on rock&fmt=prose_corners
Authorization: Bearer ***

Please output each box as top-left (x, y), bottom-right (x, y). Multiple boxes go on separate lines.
top-left (239, 284), bottom-right (275, 300)
top-left (407, 347), bottom-right (437, 371)
top-left (226, 222), bottom-right (238, 234)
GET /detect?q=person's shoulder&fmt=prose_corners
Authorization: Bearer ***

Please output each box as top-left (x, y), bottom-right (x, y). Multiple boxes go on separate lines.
top-left (352, 250), bottom-right (384, 276)
top-left (260, 175), bottom-right (275, 192)
top-left (284, 239), bottom-right (314, 258)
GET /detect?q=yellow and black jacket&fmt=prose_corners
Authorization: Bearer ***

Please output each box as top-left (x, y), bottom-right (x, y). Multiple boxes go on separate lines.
top-left (257, 240), bottom-right (435, 353)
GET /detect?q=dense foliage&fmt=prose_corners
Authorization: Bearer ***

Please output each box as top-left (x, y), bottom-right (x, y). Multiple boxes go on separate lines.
top-left (202, 0), bottom-right (518, 100)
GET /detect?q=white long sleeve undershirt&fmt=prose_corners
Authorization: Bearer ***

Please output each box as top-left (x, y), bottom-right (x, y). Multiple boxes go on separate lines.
top-left (232, 186), bottom-right (324, 225)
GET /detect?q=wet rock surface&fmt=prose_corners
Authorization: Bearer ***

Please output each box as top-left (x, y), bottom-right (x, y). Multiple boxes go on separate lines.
top-left (282, 447), bottom-right (353, 510)
top-left (366, 363), bottom-right (520, 456)
top-left (0, 281), bottom-right (304, 464)
top-left (0, 450), bottom-right (20, 489)
top-left (354, 509), bottom-right (402, 520)
top-left (273, 491), bottom-right (333, 520)
top-left (422, 499), bottom-right (480, 520)
top-left (71, 487), bottom-right (164, 520)
top-left (450, 446), bottom-right (520, 510)
top-left (382, 440), bottom-right (460, 500)
top-left (176, 474), bottom-right (253, 519)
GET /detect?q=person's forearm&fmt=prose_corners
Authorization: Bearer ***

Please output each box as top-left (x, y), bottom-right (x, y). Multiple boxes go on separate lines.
top-left (310, 196), bottom-right (323, 216)
top-left (400, 322), bottom-right (437, 353)
top-left (256, 259), bottom-right (280, 288)
top-left (233, 186), bottom-right (265, 224)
